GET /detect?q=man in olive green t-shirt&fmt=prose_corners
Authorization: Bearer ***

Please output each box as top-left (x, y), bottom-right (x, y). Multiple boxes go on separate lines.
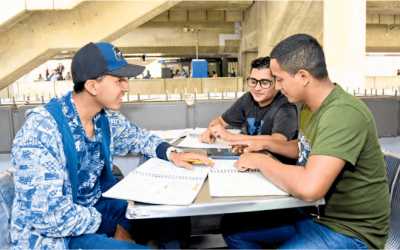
top-left (225, 34), bottom-right (390, 249)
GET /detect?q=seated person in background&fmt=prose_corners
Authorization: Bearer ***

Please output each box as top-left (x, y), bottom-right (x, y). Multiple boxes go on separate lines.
top-left (397, 69), bottom-right (400, 75)
top-left (231, 68), bottom-right (237, 77)
top-left (65, 71), bottom-right (72, 80)
top-left (212, 71), bottom-right (218, 77)
top-left (224, 34), bottom-right (390, 249)
top-left (181, 69), bottom-right (188, 77)
top-left (199, 57), bottom-right (298, 165)
top-left (50, 69), bottom-right (60, 81)
top-left (143, 70), bottom-right (151, 79)
top-left (10, 42), bottom-right (211, 250)
top-left (38, 74), bottom-right (44, 81)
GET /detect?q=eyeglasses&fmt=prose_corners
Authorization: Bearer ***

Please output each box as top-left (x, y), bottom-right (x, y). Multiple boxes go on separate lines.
top-left (246, 77), bottom-right (274, 89)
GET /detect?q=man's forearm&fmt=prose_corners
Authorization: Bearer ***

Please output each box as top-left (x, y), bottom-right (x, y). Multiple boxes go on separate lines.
top-left (263, 139), bottom-right (299, 159)
top-left (228, 133), bottom-right (272, 142)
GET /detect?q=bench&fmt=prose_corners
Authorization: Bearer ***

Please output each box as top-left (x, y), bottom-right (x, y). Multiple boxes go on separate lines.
top-left (1, 150), bottom-right (400, 249)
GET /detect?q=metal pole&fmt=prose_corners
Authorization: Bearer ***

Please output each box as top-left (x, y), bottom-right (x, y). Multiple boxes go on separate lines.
top-left (196, 30), bottom-right (199, 60)
top-left (127, 92), bottom-right (129, 101)
top-left (137, 93), bottom-right (140, 101)
top-left (235, 91), bottom-right (238, 99)
top-left (222, 92), bottom-right (224, 100)
top-left (395, 90), bottom-right (398, 97)
top-left (364, 89), bottom-right (367, 96)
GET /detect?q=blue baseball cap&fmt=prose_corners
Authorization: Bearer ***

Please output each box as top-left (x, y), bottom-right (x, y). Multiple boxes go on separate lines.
top-left (71, 42), bottom-right (145, 84)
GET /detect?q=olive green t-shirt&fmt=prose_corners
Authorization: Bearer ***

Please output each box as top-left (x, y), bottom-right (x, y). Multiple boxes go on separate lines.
top-left (298, 84), bottom-right (390, 249)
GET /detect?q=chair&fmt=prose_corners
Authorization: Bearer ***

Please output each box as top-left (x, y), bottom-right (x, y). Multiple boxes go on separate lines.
top-left (385, 162), bottom-right (400, 249)
top-left (0, 168), bottom-right (14, 249)
top-left (382, 150), bottom-right (400, 194)
top-left (383, 150), bottom-right (400, 249)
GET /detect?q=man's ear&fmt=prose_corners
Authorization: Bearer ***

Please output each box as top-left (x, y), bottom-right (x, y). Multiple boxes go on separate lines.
top-left (84, 79), bottom-right (98, 95)
top-left (297, 69), bottom-right (310, 87)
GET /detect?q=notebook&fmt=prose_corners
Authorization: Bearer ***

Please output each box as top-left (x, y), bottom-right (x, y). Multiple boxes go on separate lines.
top-left (177, 128), bottom-right (231, 149)
top-left (208, 160), bottom-right (289, 197)
top-left (103, 158), bottom-right (211, 205)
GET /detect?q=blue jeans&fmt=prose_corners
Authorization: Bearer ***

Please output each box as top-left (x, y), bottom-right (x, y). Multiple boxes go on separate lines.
top-left (69, 197), bottom-right (190, 249)
top-left (222, 208), bottom-right (368, 249)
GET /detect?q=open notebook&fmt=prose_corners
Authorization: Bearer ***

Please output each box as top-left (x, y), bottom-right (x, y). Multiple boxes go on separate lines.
top-left (103, 158), bottom-right (211, 205)
top-left (209, 160), bottom-right (289, 197)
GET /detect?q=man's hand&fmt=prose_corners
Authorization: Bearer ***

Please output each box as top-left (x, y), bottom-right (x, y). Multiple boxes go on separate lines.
top-left (210, 124), bottom-right (232, 141)
top-left (170, 152), bottom-right (214, 170)
top-left (229, 140), bottom-right (266, 153)
top-left (199, 129), bottom-right (216, 144)
top-left (114, 224), bottom-right (135, 243)
top-left (233, 153), bottom-right (263, 172)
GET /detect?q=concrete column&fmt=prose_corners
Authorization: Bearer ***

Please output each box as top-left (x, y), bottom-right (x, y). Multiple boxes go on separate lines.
top-left (222, 56), bottom-right (229, 77)
top-left (324, 1), bottom-right (366, 91)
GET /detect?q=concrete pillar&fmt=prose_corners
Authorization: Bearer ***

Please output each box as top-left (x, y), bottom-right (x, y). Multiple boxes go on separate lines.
top-left (222, 56), bottom-right (228, 77)
top-left (257, 1), bottom-right (323, 57)
top-left (324, 1), bottom-right (366, 91)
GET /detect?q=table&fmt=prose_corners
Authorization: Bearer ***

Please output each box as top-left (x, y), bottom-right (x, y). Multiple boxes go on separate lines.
top-left (126, 177), bottom-right (324, 219)
top-left (125, 140), bottom-right (325, 220)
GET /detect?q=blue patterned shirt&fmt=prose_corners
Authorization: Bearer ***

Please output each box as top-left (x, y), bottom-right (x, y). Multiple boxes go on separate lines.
top-left (10, 91), bottom-right (165, 249)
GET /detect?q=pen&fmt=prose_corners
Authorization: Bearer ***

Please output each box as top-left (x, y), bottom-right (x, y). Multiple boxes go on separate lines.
top-left (183, 159), bottom-right (214, 165)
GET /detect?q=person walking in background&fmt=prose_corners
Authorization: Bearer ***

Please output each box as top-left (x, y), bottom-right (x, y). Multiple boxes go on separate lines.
top-left (38, 74), bottom-right (44, 81)
top-left (397, 69), bottom-right (400, 75)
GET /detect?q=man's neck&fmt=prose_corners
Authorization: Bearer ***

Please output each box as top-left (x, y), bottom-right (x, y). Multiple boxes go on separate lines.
top-left (72, 92), bottom-right (102, 126)
top-left (304, 78), bottom-right (335, 112)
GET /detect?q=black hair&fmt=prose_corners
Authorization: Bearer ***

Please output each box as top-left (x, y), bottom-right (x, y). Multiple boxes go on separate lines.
top-left (250, 57), bottom-right (271, 74)
top-left (270, 34), bottom-right (328, 80)
top-left (73, 82), bottom-right (85, 93)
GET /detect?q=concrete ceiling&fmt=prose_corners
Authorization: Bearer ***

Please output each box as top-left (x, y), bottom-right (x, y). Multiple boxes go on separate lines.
top-left (171, 1), bottom-right (253, 10)
top-left (367, 1), bottom-right (400, 14)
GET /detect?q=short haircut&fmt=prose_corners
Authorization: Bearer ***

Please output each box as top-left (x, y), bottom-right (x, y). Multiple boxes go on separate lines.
top-left (73, 82), bottom-right (85, 93)
top-left (270, 34), bottom-right (328, 80)
top-left (73, 75), bottom-right (106, 94)
top-left (250, 57), bottom-right (271, 72)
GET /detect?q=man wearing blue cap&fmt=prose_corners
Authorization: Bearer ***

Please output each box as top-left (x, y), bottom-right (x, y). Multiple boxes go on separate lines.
top-left (10, 42), bottom-right (211, 249)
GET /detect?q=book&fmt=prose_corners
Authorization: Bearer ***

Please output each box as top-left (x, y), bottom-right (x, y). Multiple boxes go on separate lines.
top-left (208, 160), bottom-right (289, 197)
top-left (103, 158), bottom-right (211, 205)
top-left (177, 128), bottom-right (231, 149)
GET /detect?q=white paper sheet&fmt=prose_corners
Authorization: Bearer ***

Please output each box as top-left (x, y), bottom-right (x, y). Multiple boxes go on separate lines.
top-left (208, 160), bottom-right (288, 197)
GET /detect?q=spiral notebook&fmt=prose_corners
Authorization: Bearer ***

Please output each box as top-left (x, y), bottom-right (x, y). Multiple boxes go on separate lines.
top-left (209, 160), bottom-right (288, 197)
top-left (103, 158), bottom-right (211, 205)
